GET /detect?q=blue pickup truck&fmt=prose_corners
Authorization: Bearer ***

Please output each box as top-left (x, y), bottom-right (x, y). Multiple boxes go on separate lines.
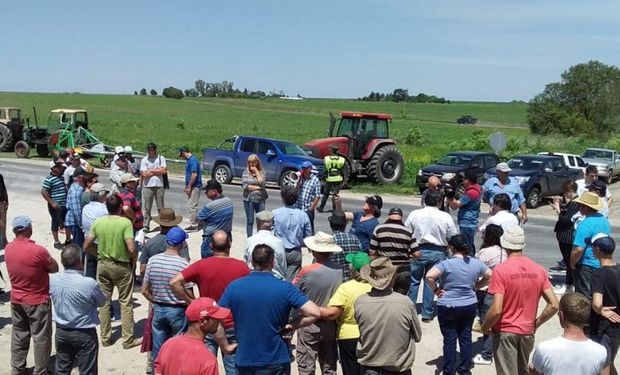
top-left (483, 154), bottom-right (582, 208)
top-left (202, 135), bottom-right (324, 186)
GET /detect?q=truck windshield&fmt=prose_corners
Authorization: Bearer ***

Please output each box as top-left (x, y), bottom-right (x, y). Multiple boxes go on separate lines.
top-left (437, 154), bottom-right (472, 166)
top-left (508, 158), bottom-right (544, 170)
top-left (582, 149), bottom-right (613, 160)
top-left (275, 141), bottom-right (307, 156)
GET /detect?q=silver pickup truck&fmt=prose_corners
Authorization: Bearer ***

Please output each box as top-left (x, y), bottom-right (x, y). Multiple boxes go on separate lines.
top-left (581, 148), bottom-right (620, 183)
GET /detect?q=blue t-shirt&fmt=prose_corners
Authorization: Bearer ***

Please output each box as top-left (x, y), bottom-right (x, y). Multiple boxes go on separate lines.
top-left (185, 155), bottom-right (203, 189)
top-left (435, 256), bottom-right (488, 307)
top-left (349, 212), bottom-right (379, 251)
top-left (482, 177), bottom-right (525, 214)
top-left (573, 213), bottom-right (611, 269)
top-left (457, 185), bottom-right (481, 228)
top-left (219, 272), bottom-right (309, 367)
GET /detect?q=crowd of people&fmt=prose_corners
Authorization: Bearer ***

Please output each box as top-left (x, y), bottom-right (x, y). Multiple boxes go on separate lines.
top-left (1, 146), bottom-right (619, 375)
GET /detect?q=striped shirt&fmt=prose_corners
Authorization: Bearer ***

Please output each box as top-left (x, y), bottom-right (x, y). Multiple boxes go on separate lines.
top-left (50, 269), bottom-right (106, 329)
top-left (331, 231), bottom-right (362, 281)
top-left (42, 174), bottom-right (67, 206)
top-left (65, 183), bottom-right (84, 227)
top-left (144, 253), bottom-right (193, 305)
top-left (369, 220), bottom-right (418, 266)
top-left (198, 196), bottom-right (234, 237)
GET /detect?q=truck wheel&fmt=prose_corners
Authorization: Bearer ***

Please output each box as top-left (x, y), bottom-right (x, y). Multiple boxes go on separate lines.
top-left (607, 170), bottom-right (613, 184)
top-left (279, 170), bottom-right (298, 187)
top-left (526, 187), bottom-right (541, 208)
top-left (36, 144), bottom-right (50, 157)
top-left (14, 141), bottom-right (30, 158)
top-left (0, 124), bottom-right (14, 152)
top-left (213, 164), bottom-right (233, 184)
top-left (455, 182), bottom-right (465, 199)
top-left (367, 145), bottom-right (405, 184)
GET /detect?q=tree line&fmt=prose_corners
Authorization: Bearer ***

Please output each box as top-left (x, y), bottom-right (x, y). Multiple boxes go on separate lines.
top-left (357, 88), bottom-right (449, 103)
top-left (134, 80), bottom-right (293, 100)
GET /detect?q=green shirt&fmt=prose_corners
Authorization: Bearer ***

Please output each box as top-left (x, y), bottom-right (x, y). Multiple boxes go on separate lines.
top-left (90, 215), bottom-right (134, 262)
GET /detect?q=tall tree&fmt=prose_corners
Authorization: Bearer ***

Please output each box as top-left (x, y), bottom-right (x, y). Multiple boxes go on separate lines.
top-left (139, 88), bottom-right (147, 95)
top-left (150, 89), bottom-right (157, 96)
top-left (195, 80), bottom-right (206, 96)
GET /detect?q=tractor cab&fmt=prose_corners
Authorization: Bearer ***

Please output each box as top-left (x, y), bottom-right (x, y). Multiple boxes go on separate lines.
top-left (329, 112), bottom-right (390, 159)
top-left (0, 107), bottom-right (22, 123)
top-left (48, 109), bottom-right (89, 132)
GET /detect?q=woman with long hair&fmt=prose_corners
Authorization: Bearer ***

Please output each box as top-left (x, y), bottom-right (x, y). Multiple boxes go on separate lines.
top-left (242, 154), bottom-right (267, 237)
top-left (427, 234), bottom-right (492, 375)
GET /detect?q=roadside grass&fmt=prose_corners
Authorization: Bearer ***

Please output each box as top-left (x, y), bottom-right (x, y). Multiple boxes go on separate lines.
top-left (0, 92), bottom-right (609, 194)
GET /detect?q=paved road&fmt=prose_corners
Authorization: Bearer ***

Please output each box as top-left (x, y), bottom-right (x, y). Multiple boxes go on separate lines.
top-left (2, 158), bottom-right (618, 281)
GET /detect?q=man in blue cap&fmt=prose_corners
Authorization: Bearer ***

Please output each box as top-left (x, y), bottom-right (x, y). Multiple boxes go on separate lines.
top-left (296, 161), bottom-right (321, 234)
top-left (142, 226), bottom-right (193, 368)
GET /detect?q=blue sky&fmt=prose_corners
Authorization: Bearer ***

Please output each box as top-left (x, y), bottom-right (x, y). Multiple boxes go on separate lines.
top-left (4, 1), bottom-right (619, 101)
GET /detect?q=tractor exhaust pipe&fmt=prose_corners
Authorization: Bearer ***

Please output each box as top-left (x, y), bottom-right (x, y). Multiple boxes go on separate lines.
top-left (32, 106), bottom-right (39, 128)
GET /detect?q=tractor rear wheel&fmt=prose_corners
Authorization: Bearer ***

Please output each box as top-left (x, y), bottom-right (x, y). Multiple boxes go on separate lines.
top-left (36, 144), bottom-right (50, 157)
top-left (0, 124), bottom-right (14, 152)
top-left (14, 141), bottom-right (30, 158)
top-left (367, 145), bottom-right (405, 184)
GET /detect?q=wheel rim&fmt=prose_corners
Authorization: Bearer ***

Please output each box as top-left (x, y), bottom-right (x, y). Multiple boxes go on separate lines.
top-left (381, 159), bottom-right (397, 179)
top-left (215, 168), bottom-right (228, 183)
top-left (281, 172), bottom-right (297, 186)
top-left (529, 190), bottom-right (539, 206)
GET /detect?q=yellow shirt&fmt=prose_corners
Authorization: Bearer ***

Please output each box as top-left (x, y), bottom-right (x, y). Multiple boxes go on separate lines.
top-left (328, 279), bottom-right (372, 340)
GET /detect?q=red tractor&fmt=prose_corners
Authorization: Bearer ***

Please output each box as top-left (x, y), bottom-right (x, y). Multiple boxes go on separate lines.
top-left (304, 112), bottom-right (405, 184)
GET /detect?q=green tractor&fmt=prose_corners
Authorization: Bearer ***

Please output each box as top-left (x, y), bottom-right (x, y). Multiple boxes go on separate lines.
top-left (15, 108), bottom-right (104, 158)
top-left (0, 107), bottom-right (25, 152)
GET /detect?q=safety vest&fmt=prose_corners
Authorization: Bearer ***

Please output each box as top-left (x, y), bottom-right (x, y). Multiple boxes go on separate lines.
top-left (324, 155), bottom-right (345, 182)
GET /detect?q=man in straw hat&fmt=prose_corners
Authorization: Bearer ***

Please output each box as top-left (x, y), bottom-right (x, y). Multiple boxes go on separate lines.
top-left (570, 191), bottom-right (611, 297)
top-left (293, 232), bottom-right (343, 375)
top-left (482, 225), bottom-right (559, 375)
top-left (354, 257), bottom-right (422, 374)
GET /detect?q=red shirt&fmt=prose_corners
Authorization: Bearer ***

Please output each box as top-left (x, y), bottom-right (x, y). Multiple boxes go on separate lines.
top-left (155, 335), bottom-right (218, 375)
top-left (488, 255), bottom-right (552, 335)
top-left (5, 238), bottom-right (54, 305)
top-left (181, 257), bottom-right (250, 328)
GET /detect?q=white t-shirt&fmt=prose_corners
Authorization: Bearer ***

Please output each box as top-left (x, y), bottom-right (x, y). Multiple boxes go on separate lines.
top-left (531, 336), bottom-right (606, 375)
top-left (479, 210), bottom-right (519, 233)
top-left (404, 206), bottom-right (458, 247)
top-left (140, 155), bottom-right (167, 188)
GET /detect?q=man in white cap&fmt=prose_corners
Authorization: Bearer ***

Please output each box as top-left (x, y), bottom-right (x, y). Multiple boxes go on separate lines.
top-left (124, 145), bottom-right (139, 175)
top-left (293, 232), bottom-right (343, 375)
top-left (482, 162), bottom-right (528, 224)
top-left (570, 191), bottom-right (611, 296)
top-left (244, 210), bottom-right (287, 279)
top-left (482, 225), bottom-right (559, 375)
top-left (5, 215), bottom-right (59, 375)
top-left (110, 146), bottom-right (129, 195)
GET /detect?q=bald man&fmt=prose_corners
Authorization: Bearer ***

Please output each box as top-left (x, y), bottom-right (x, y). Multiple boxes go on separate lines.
top-left (421, 176), bottom-right (447, 211)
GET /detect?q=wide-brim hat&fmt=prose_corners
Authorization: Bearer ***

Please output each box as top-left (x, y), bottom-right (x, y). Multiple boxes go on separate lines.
top-left (360, 257), bottom-right (396, 290)
top-left (153, 208), bottom-right (183, 227)
top-left (574, 191), bottom-right (603, 211)
top-left (303, 231), bottom-right (343, 253)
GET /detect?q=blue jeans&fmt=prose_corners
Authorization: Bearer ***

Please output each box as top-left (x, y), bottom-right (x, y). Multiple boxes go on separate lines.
top-left (201, 235), bottom-right (213, 258)
top-left (151, 304), bottom-right (187, 361)
top-left (437, 303), bottom-right (477, 375)
top-left (243, 200), bottom-right (265, 237)
top-left (408, 249), bottom-right (446, 319)
top-left (476, 291), bottom-right (494, 360)
top-left (459, 226), bottom-right (477, 256)
top-left (71, 225), bottom-right (84, 249)
top-left (237, 363), bottom-right (290, 375)
top-left (205, 327), bottom-right (237, 375)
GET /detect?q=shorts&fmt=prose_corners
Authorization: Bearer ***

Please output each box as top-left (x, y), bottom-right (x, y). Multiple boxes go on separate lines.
top-left (47, 204), bottom-right (67, 232)
top-left (596, 332), bottom-right (620, 366)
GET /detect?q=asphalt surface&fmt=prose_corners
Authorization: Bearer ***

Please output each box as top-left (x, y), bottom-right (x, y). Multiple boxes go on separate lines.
top-left (2, 158), bottom-right (618, 282)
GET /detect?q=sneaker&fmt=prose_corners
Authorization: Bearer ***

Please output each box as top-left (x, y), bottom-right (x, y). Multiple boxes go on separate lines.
top-left (473, 354), bottom-right (492, 365)
top-left (553, 284), bottom-right (567, 295)
top-left (122, 338), bottom-right (142, 350)
top-left (53, 242), bottom-right (63, 249)
top-left (549, 264), bottom-right (567, 271)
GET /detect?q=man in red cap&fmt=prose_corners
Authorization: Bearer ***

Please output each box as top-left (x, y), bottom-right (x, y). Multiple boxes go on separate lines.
top-left (154, 297), bottom-right (230, 375)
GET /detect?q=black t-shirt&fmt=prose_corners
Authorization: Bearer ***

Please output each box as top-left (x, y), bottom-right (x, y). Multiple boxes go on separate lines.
top-left (591, 264), bottom-right (620, 335)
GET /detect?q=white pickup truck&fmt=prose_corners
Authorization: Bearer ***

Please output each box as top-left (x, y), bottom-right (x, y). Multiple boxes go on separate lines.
top-left (581, 148), bottom-right (620, 183)
top-left (538, 152), bottom-right (587, 174)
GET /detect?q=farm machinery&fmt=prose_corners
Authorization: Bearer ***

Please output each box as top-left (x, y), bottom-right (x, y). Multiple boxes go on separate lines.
top-left (304, 112), bottom-right (405, 184)
top-left (14, 108), bottom-right (112, 159)
top-left (0, 107), bottom-right (25, 152)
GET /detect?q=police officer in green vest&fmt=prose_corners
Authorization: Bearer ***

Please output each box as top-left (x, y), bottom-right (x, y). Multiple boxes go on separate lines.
top-left (318, 145), bottom-right (346, 213)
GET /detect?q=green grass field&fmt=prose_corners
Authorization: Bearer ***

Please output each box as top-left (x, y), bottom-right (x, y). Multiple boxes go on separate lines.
top-left (0, 92), bottom-right (533, 193)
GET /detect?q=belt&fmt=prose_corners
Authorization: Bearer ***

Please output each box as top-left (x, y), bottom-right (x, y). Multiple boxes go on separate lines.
top-left (98, 258), bottom-right (130, 265)
top-left (56, 326), bottom-right (97, 332)
top-left (154, 302), bottom-right (187, 308)
top-left (285, 247), bottom-right (301, 253)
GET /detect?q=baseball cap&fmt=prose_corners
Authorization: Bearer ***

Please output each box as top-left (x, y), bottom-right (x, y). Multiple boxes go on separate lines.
top-left (90, 183), bottom-right (109, 194)
top-left (388, 207), bottom-right (403, 216)
top-left (345, 252), bottom-right (371, 271)
top-left (588, 180), bottom-right (608, 197)
top-left (50, 161), bottom-right (65, 169)
top-left (166, 227), bottom-right (188, 246)
top-left (204, 179), bottom-right (222, 193)
top-left (365, 195), bottom-right (383, 210)
top-left (114, 146), bottom-right (124, 154)
top-left (12, 216), bottom-right (32, 231)
top-left (300, 161), bottom-right (313, 169)
top-left (496, 163), bottom-right (511, 172)
top-left (146, 142), bottom-right (157, 150)
top-left (124, 146), bottom-right (133, 153)
top-left (185, 297), bottom-right (230, 322)
top-left (178, 146), bottom-right (190, 156)
top-left (593, 233), bottom-right (615, 254)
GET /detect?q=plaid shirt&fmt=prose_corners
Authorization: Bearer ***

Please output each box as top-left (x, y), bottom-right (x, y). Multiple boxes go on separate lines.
top-left (296, 174), bottom-right (321, 211)
top-left (64, 183), bottom-right (84, 227)
top-left (332, 231), bottom-right (362, 281)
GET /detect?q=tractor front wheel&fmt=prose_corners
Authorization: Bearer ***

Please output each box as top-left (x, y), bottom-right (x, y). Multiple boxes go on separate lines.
top-left (0, 124), bottom-right (15, 152)
top-left (14, 141), bottom-right (30, 158)
top-left (367, 145), bottom-right (405, 184)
